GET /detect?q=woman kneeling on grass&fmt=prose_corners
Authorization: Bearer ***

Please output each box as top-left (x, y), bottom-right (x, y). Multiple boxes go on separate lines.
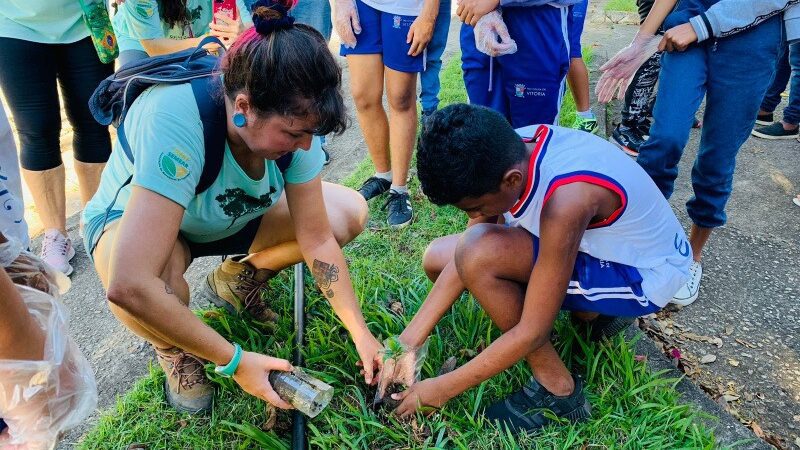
top-left (81, 1), bottom-right (383, 413)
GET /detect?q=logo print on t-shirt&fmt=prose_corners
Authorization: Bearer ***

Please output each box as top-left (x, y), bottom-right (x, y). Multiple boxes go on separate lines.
top-left (514, 83), bottom-right (526, 98)
top-left (135, 0), bottom-right (155, 19)
top-left (158, 150), bottom-right (191, 180)
top-left (216, 187), bottom-right (276, 228)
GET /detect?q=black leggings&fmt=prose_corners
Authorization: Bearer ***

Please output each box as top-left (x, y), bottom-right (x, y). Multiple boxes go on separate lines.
top-left (0, 37), bottom-right (114, 171)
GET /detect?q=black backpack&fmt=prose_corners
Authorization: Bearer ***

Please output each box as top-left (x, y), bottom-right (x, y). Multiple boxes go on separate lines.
top-left (89, 36), bottom-right (293, 195)
top-left (87, 37), bottom-right (292, 253)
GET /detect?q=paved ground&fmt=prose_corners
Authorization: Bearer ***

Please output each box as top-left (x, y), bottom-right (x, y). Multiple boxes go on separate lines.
top-left (583, 5), bottom-right (800, 447)
top-left (9, 3), bottom-right (798, 448)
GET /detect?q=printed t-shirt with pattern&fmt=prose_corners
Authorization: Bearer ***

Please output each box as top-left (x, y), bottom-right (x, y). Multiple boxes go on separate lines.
top-left (81, 83), bottom-right (325, 244)
top-left (113, 0), bottom-right (253, 53)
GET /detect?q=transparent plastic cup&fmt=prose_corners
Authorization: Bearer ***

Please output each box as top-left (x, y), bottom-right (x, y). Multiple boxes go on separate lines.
top-left (268, 369), bottom-right (333, 418)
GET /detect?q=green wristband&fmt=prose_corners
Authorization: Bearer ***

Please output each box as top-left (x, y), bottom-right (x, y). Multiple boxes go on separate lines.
top-left (214, 343), bottom-right (242, 378)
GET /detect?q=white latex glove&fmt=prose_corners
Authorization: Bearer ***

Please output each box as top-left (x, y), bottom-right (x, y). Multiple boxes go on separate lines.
top-left (595, 33), bottom-right (661, 103)
top-left (335, 0), bottom-right (361, 49)
top-left (473, 10), bottom-right (517, 57)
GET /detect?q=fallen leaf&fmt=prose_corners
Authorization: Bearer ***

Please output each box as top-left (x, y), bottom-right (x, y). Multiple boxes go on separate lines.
top-left (728, 359), bottom-right (740, 367)
top-left (724, 326), bottom-right (733, 335)
top-left (712, 337), bottom-right (723, 348)
top-left (750, 421), bottom-right (765, 438)
top-left (795, 437), bottom-right (800, 447)
top-left (459, 348), bottom-right (477, 359)
top-left (722, 394), bottom-right (740, 402)
top-left (127, 445), bottom-right (147, 450)
top-left (670, 348), bottom-right (682, 359)
top-left (389, 301), bottom-right (404, 315)
top-left (261, 404), bottom-right (277, 431)
top-left (634, 355), bottom-right (647, 362)
top-left (735, 338), bottom-right (757, 349)
top-left (700, 354), bottom-right (717, 364)
top-left (438, 356), bottom-right (458, 375)
top-left (177, 419), bottom-right (188, 429)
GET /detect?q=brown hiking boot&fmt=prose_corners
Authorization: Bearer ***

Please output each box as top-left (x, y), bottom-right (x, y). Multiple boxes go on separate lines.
top-left (154, 346), bottom-right (214, 413)
top-left (200, 255), bottom-right (279, 322)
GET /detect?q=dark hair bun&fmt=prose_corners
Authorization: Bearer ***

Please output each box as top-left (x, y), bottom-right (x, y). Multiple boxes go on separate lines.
top-left (251, 0), bottom-right (295, 36)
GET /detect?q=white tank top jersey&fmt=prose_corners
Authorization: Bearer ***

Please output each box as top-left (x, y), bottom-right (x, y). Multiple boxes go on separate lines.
top-left (504, 125), bottom-right (692, 307)
top-left (361, 0), bottom-right (424, 16)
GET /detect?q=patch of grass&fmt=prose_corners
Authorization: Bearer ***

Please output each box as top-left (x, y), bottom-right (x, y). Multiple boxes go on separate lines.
top-left (604, 0), bottom-right (637, 13)
top-left (78, 57), bottom-right (716, 449)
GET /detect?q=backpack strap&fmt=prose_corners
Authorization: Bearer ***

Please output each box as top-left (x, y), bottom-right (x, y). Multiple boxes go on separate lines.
top-left (190, 76), bottom-right (226, 194)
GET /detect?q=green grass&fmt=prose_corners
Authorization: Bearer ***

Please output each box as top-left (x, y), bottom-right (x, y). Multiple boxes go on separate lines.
top-left (77, 57), bottom-right (716, 449)
top-left (604, 0), bottom-right (637, 13)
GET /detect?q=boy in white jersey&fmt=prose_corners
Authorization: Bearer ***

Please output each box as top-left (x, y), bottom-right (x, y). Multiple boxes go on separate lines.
top-left (380, 104), bottom-right (692, 433)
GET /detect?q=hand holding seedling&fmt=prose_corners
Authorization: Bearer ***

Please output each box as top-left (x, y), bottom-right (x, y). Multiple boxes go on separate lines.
top-left (374, 336), bottom-right (429, 409)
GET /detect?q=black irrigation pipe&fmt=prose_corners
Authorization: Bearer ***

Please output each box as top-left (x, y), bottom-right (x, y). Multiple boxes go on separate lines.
top-left (291, 262), bottom-right (307, 450)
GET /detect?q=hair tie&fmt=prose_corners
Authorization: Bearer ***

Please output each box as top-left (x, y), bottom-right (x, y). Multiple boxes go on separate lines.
top-left (251, 0), bottom-right (296, 36)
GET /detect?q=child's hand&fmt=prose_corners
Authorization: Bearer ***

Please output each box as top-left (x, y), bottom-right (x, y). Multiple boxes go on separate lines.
top-left (457, 0), bottom-right (501, 26)
top-left (393, 378), bottom-right (451, 418)
top-left (407, 16), bottom-right (435, 56)
top-left (376, 347), bottom-right (418, 400)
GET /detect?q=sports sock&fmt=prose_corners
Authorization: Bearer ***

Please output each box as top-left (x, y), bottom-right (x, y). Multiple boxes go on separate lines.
top-left (375, 171), bottom-right (392, 182)
top-left (390, 184), bottom-right (408, 195)
top-left (577, 109), bottom-right (596, 119)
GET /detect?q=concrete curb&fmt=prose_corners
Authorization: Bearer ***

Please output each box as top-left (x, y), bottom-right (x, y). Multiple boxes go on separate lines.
top-left (625, 327), bottom-right (770, 449)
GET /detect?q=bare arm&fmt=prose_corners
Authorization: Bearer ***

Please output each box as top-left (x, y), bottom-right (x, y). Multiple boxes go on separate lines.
top-left (285, 176), bottom-right (383, 383)
top-left (106, 187), bottom-right (292, 408)
top-left (395, 184), bottom-right (599, 415)
top-left (640, 0), bottom-right (679, 35)
top-left (140, 37), bottom-right (206, 56)
top-left (0, 266), bottom-right (45, 361)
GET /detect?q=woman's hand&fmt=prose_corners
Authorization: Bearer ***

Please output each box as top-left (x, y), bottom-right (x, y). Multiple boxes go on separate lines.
top-left (595, 32), bottom-right (661, 103)
top-left (407, 16), bottom-right (435, 56)
top-left (353, 332), bottom-right (383, 385)
top-left (393, 377), bottom-right (452, 418)
top-left (209, 12), bottom-right (244, 47)
top-left (233, 351), bottom-right (295, 409)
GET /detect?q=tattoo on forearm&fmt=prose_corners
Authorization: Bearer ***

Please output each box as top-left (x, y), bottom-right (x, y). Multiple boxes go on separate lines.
top-left (312, 259), bottom-right (339, 298)
top-left (165, 283), bottom-right (174, 295)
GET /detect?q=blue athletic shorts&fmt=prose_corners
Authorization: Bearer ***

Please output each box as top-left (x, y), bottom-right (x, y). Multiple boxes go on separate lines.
top-left (339, 0), bottom-right (425, 73)
top-left (568, 0), bottom-right (588, 58)
top-left (460, 5), bottom-right (571, 128)
top-left (529, 233), bottom-right (662, 317)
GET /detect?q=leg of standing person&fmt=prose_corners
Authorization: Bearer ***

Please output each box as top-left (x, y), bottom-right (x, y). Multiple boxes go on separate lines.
top-left (752, 40), bottom-right (800, 140)
top-left (290, 0), bottom-right (333, 163)
top-left (0, 38), bottom-right (75, 274)
top-left (566, 0), bottom-right (598, 133)
top-left (460, 23), bottom-right (509, 119)
top-left (0, 103), bottom-right (29, 249)
top-left (612, 51), bottom-right (662, 156)
top-left (419, 0), bottom-right (451, 120)
top-left (57, 38), bottom-right (114, 206)
top-left (755, 38), bottom-right (790, 126)
top-left (500, 5), bottom-right (571, 128)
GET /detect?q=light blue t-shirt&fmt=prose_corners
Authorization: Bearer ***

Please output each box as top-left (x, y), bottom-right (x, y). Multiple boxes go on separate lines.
top-left (0, 0), bottom-right (89, 44)
top-left (82, 83), bottom-right (325, 243)
top-left (113, 0), bottom-right (252, 53)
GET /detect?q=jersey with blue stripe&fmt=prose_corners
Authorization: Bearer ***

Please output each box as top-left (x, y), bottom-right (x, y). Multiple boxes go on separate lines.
top-left (504, 125), bottom-right (692, 307)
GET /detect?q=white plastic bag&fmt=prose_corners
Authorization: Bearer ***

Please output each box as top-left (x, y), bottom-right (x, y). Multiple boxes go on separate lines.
top-left (0, 285), bottom-right (97, 450)
top-left (473, 10), bottom-right (517, 57)
top-left (0, 241), bottom-right (70, 297)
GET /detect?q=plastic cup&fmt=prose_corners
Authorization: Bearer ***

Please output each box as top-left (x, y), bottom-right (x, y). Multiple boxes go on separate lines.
top-left (268, 369), bottom-right (333, 418)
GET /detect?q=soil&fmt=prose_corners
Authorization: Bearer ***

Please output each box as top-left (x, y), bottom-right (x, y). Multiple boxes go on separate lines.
top-left (372, 383), bottom-right (403, 412)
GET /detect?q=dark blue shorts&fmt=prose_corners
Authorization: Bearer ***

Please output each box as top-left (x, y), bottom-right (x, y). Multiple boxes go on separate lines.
top-left (83, 211), bottom-right (262, 262)
top-left (460, 5), bottom-right (571, 128)
top-left (339, 0), bottom-right (425, 73)
top-left (529, 233), bottom-right (662, 317)
top-left (568, 0), bottom-right (588, 58)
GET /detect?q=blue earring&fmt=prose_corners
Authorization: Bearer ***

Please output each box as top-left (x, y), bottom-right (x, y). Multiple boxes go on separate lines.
top-left (233, 112), bottom-right (247, 128)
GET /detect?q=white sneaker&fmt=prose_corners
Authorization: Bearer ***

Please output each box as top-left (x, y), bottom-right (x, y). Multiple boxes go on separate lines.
top-left (671, 261), bottom-right (702, 306)
top-left (41, 229), bottom-right (76, 276)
